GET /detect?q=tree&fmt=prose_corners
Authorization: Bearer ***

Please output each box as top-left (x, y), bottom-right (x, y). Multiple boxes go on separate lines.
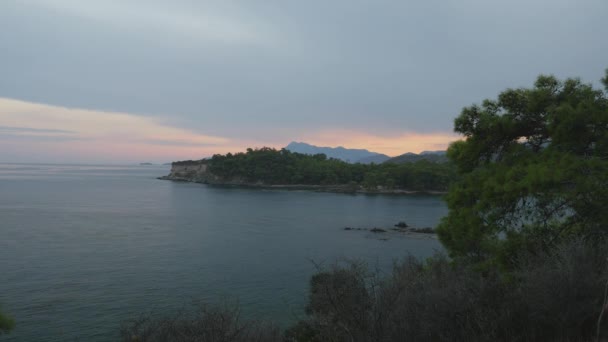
top-left (437, 70), bottom-right (608, 269)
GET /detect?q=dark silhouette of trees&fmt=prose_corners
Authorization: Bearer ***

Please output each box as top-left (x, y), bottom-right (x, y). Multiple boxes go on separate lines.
top-left (437, 70), bottom-right (608, 269)
top-left (206, 147), bottom-right (456, 191)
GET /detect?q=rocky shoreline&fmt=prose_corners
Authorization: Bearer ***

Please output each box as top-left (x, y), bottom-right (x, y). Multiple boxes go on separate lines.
top-left (343, 222), bottom-right (438, 240)
top-left (158, 161), bottom-right (447, 195)
top-left (158, 175), bottom-right (446, 195)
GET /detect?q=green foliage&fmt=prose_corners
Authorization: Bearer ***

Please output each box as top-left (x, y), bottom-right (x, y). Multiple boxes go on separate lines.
top-left (437, 70), bottom-right (608, 268)
top-left (0, 307), bottom-right (15, 334)
top-left (206, 147), bottom-right (456, 191)
top-left (287, 239), bottom-right (608, 341)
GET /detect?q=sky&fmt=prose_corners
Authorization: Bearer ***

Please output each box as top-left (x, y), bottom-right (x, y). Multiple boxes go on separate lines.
top-left (1, 0), bottom-right (607, 163)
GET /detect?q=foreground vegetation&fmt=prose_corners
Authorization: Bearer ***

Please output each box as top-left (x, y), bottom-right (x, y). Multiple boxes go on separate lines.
top-left (437, 69), bottom-right (608, 270)
top-left (122, 239), bottom-right (608, 341)
top-left (121, 70), bottom-right (608, 341)
top-left (206, 148), bottom-right (456, 191)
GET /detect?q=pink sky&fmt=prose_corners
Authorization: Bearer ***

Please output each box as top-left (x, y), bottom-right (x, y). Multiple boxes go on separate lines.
top-left (0, 97), bottom-right (460, 164)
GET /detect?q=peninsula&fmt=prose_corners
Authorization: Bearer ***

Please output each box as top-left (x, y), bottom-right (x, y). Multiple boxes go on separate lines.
top-left (159, 147), bottom-right (455, 194)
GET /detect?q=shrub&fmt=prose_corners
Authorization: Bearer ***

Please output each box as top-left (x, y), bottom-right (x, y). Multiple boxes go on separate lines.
top-left (121, 239), bottom-right (608, 341)
top-left (509, 238), bottom-right (608, 341)
top-left (120, 302), bottom-right (281, 342)
top-left (287, 238), bottom-right (608, 342)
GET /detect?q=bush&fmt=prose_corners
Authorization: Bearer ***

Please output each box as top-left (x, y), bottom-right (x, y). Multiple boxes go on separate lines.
top-left (287, 238), bottom-right (608, 342)
top-left (121, 239), bottom-right (608, 341)
top-left (120, 302), bottom-right (281, 342)
top-left (510, 238), bottom-right (608, 341)
top-left (302, 261), bottom-right (374, 341)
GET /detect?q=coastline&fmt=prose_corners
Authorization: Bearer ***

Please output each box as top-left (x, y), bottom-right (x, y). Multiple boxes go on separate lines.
top-left (157, 176), bottom-right (447, 195)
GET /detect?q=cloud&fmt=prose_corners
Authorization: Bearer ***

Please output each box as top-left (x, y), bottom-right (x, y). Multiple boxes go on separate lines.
top-left (0, 97), bottom-right (233, 163)
top-left (0, 126), bottom-right (76, 134)
top-left (299, 130), bottom-right (461, 156)
top-left (136, 139), bottom-right (223, 148)
top-left (24, 0), bottom-right (278, 46)
top-left (3, 0), bottom-right (606, 143)
top-left (0, 133), bottom-right (84, 143)
top-left (0, 97), bottom-right (460, 163)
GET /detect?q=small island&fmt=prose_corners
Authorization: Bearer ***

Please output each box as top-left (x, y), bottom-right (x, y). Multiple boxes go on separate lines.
top-left (159, 147), bottom-right (456, 194)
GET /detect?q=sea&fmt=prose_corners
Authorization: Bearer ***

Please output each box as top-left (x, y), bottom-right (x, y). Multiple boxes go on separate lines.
top-left (0, 163), bottom-right (447, 341)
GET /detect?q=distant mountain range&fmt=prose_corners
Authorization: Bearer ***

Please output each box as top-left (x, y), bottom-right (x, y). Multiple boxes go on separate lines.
top-left (285, 142), bottom-right (390, 164)
top-left (284, 142), bottom-right (447, 164)
top-left (384, 151), bottom-right (448, 164)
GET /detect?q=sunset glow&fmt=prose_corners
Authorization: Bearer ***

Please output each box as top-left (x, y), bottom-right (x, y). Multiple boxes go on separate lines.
top-left (0, 97), bottom-right (460, 163)
top-left (299, 130), bottom-right (460, 155)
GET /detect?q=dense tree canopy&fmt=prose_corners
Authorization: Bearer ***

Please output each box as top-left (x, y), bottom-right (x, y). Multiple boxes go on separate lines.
top-left (437, 70), bottom-right (608, 268)
top-left (206, 147), bottom-right (456, 191)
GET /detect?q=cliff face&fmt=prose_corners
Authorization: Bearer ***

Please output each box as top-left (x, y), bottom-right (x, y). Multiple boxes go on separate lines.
top-left (160, 161), bottom-right (215, 183)
top-left (159, 161), bottom-right (245, 184)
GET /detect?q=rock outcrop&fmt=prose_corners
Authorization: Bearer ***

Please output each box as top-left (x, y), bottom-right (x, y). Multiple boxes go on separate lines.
top-left (158, 160), bottom-right (214, 183)
top-left (159, 160), bottom-right (247, 185)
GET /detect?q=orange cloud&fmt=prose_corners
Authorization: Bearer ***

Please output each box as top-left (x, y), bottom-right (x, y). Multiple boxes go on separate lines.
top-left (298, 129), bottom-right (460, 156)
top-left (0, 97), bottom-right (460, 163)
top-left (0, 97), bottom-right (232, 162)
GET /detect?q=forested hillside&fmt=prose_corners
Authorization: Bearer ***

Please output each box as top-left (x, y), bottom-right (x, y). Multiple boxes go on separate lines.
top-left (206, 147), bottom-right (456, 191)
top-left (285, 141), bottom-right (390, 163)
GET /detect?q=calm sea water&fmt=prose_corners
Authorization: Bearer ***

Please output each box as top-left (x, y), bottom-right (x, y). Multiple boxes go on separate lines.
top-left (0, 164), bottom-right (447, 341)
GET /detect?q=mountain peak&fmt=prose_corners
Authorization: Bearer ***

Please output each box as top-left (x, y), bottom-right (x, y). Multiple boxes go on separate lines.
top-left (385, 151), bottom-right (448, 164)
top-left (285, 142), bottom-right (389, 164)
